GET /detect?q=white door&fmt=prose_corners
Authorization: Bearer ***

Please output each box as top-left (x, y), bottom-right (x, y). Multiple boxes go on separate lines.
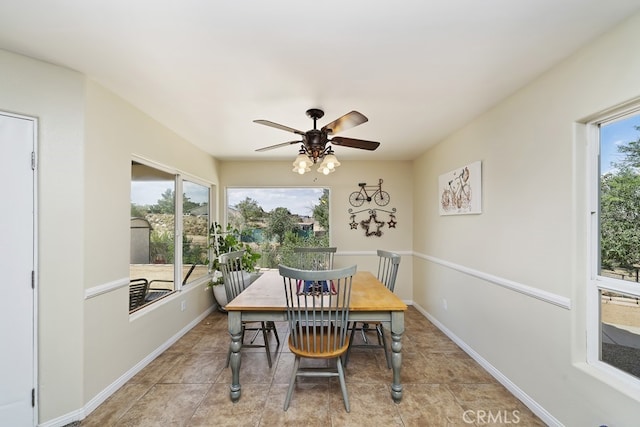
top-left (0, 112), bottom-right (36, 426)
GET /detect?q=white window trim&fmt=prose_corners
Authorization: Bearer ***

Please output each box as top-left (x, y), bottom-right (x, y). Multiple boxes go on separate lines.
top-left (130, 155), bottom-right (214, 304)
top-left (174, 174), bottom-right (184, 290)
top-left (586, 103), bottom-right (640, 394)
top-left (180, 175), bottom-right (215, 290)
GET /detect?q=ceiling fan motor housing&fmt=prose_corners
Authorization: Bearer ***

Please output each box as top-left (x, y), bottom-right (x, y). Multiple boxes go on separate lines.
top-left (305, 129), bottom-right (328, 162)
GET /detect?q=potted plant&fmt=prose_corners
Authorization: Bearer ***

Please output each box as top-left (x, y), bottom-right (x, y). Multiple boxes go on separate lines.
top-left (208, 222), bottom-right (261, 309)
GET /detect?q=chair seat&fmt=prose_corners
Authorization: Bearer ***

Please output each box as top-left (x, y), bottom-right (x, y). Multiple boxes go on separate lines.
top-left (145, 289), bottom-right (171, 302)
top-left (288, 326), bottom-right (349, 358)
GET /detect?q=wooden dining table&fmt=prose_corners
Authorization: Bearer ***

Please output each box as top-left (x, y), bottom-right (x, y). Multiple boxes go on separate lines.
top-left (225, 268), bottom-right (408, 403)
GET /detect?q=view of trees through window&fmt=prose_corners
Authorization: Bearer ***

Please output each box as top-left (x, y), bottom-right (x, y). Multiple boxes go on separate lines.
top-left (226, 188), bottom-right (330, 268)
top-left (600, 113), bottom-right (640, 280)
top-left (130, 161), bottom-right (210, 312)
top-left (597, 112), bottom-right (640, 380)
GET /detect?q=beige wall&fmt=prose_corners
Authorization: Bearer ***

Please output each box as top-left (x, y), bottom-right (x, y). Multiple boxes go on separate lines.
top-left (0, 48), bottom-right (221, 424)
top-left (82, 81), bottom-right (221, 405)
top-left (1, 49), bottom-right (86, 422)
top-left (412, 12), bottom-right (640, 425)
top-left (220, 160), bottom-right (414, 300)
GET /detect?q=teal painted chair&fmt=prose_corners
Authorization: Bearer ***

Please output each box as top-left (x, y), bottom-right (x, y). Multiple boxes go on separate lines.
top-left (279, 264), bottom-right (357, 412)
top-left (221, 250), bottom-right (279, 368)
top-left (293, 246), bottom-right (337, 270)
top-left (344, 249), bottom-right (400, 369)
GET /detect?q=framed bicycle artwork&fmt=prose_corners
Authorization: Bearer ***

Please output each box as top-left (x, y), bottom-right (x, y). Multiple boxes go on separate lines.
top-left (438, 161), bottom-right (482, 215)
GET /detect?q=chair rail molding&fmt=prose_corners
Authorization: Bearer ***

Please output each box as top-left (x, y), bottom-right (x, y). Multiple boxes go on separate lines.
top-left (336, 250), bottom-right (412, 257)
top-left (84, 277), bottom-right (129, 300)
top-left (415, 252), bottom-right (571, 310)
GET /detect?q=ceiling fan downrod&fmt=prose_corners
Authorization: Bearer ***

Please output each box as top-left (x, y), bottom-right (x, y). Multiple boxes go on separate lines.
top-left (305, 108), bottom-right (325, 130)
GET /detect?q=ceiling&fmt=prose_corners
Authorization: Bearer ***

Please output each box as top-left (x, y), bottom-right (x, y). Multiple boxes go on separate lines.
top-left (1, 1), bottom-right (640, 162)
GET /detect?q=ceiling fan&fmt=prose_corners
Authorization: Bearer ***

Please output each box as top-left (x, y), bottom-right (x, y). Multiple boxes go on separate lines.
top-left (254, 109), bottom-right (380, 174)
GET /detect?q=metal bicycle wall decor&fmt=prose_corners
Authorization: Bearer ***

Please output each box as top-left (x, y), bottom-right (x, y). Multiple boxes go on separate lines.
top-left (348, 178), bottom-right (398, 237)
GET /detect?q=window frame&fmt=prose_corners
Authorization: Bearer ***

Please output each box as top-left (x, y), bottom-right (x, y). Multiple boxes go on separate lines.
top-left (130, 155), bottom-right (213, 312)
top-left (181, 178), bottom-right (213, 285)
top-left (586, 104), bottom-right (640, 391)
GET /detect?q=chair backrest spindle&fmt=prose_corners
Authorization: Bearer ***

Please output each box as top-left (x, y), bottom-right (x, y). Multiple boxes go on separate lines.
top-left (293, 246), bottom-right (337, 271)
top-left (376, 249), bottom-right (400, 292)
top-left (129, 278), bottom-right (149, 310)
top-left (219, 250), bottom-right (249, 303)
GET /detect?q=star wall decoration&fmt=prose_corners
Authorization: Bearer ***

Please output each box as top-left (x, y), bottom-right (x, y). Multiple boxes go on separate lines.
top-left (349, 215), bottom-right (358, 229)
top-left (360, 212), bottom-right (385, 237)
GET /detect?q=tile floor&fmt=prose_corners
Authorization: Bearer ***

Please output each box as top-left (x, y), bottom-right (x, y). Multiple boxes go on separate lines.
top-left (80, 306), bottom-right (545, 426)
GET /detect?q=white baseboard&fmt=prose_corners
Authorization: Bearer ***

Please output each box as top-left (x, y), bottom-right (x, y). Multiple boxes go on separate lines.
top-left (84, 307), bottom-right (215, 416)
top-left (43, 299), bottom-right (559, 426)
top-left (38, 306), bottom-right (214, 427)
top-left (37, 408), bottom-right (84, 427)
top-left (410, 302), bottom-right (562, 427)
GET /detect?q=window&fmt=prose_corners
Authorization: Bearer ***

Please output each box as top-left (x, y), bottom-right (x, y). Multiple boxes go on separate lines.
top-left (182, 180), bottom-right (210, 283)
top-left (589, 108), bottom-right (640, 384)
top-left (226, 187), bottom-right (330, 268)
top-left (130, 159), bottom-right (211, 312)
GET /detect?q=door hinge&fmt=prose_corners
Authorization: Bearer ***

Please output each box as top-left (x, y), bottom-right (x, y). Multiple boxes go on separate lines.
top-left (31, 151), bottom-right (36, 170)
top-left (31, 270), bottom-right (35, 289)
top-left (32, 388), bottom-right (35, 407)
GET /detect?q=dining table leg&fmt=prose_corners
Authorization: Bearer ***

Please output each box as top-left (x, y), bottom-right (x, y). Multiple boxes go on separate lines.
top-left (228, 311), bottom-right (243, 402)
top-left (390, 310), bottom-right (404, 402)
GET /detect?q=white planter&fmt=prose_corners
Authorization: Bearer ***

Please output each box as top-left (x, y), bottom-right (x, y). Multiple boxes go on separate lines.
top-left (212, 284), bottom-right (228, 310)
top-left (212, 270), bottom-right (254, 311)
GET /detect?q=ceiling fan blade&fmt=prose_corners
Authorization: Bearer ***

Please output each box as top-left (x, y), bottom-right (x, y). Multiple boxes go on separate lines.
top-left (321, 111), bottom-right (368, 134)
top-left (255, 140), bottom-right (302, 152)
top-left (331, 136), bottom-right (380, 151)
top-left (254, 119), bottom-right (306, 136)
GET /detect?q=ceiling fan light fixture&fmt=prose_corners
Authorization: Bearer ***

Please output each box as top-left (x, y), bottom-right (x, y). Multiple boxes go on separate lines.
top-left (317, 149), bottom-right (340, 175)
top-left (318, 164), bottom-right (335, 175)
top-left (293, 165), bottom-right (311, 175)
top-left (292, 149), bottom-right (312, 174)
top-left (322, 149), bottom-right (340, 169)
